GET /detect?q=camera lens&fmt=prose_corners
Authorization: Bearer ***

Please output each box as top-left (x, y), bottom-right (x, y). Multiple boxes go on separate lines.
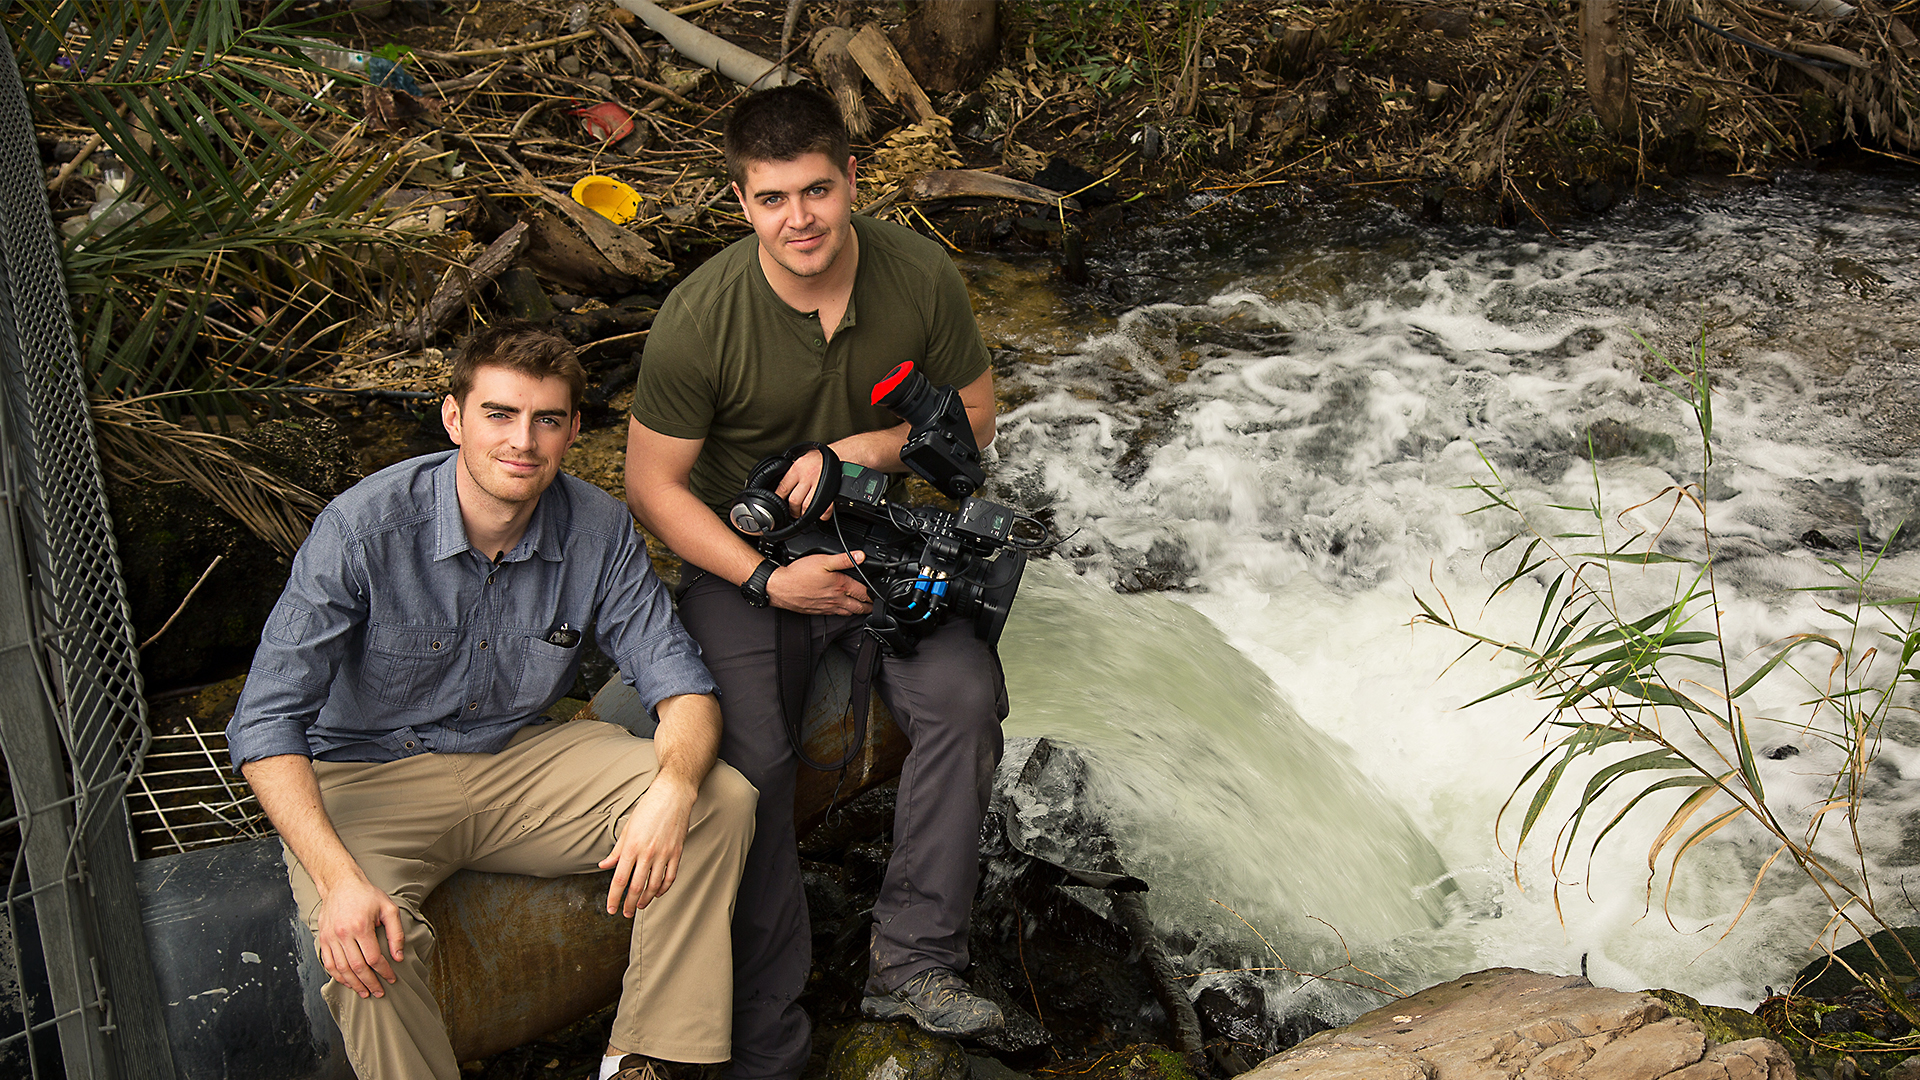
top-left (872, 362), bottom-right (938, 427)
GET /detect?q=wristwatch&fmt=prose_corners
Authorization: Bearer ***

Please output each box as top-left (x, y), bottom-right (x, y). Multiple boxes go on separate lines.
top-left (740, 558), bottom-right (778, 608)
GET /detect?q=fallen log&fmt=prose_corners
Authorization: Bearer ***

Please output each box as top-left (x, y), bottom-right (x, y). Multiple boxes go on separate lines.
top-left (810, 27), bottom-right (873, 138)
top-left (609, 0), bottom-right (791, 89)
top-left (907, 169), bottom-right (1083, 211)
top-left (520, 207), bottom-right (638, 296)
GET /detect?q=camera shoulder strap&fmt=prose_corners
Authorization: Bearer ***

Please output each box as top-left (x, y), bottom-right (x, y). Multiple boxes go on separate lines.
top-left (776, 608), bottom-right (874, 772)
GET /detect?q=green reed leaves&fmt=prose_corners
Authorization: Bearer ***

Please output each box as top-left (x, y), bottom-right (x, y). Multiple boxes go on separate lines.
top-left (1416, 335), bottom-right (1920, 983)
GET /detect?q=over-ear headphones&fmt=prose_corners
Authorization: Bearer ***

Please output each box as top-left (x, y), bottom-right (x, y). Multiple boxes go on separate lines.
top-left (727, 442), bottom-right (840, 542)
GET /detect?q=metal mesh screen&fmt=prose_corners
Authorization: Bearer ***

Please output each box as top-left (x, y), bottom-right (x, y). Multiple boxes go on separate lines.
top-left (0, 31), bottom-right (174, 1080)
top-left (129, 705), bottom-right (269, 857)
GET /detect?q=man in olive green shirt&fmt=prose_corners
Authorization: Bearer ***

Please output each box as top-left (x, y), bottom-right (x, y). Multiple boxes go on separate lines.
top-left (626, 85), bottom-right (1008, 1080)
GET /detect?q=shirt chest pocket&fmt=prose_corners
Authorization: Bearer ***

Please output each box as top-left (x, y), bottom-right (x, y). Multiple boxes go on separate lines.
top-left (367, 624), bottom-right (462, 708)
top-left (511, 635), bottom-right (580, 713)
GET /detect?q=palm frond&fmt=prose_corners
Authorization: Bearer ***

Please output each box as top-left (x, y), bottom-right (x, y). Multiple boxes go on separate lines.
top-left (90, 400), bottom-right (326, 556)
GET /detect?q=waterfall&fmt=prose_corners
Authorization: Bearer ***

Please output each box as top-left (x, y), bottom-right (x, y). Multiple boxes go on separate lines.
top-left (982, 166), bottom-right (1920, 1022)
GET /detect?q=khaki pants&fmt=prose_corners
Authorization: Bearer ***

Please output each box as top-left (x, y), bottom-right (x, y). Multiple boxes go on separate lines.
top-left (285, 720), bottom-right (757, 1080)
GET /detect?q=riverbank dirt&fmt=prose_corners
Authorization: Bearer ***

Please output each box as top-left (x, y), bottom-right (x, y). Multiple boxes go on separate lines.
top-left (299, 0), bottom-right (1920, 244)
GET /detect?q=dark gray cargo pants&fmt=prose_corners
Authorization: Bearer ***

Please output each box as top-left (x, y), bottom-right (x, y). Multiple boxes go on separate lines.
top-left (677, 570), bottom-right (1009, 1080)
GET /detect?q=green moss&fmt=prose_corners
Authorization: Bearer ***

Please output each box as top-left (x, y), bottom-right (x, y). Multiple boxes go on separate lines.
top-left (1644, 989), bottom-right (1769, 1045)
top-left (1138, 1047), bottom-right (1194, 1080)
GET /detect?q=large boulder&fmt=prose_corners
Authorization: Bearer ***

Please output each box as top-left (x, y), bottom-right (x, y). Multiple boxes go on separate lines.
top-left (1241, 968), bottom-right (1795, 1079)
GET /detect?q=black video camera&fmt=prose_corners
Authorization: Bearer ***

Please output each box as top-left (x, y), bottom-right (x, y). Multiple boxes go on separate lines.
top-left (727, 362), bottom-right (1040, 656)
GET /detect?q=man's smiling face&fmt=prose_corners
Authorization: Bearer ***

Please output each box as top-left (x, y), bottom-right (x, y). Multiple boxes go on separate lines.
top-left (441, 364), bottom-right (580, 514)
top-left (734, 151), bottom-right (857, 284)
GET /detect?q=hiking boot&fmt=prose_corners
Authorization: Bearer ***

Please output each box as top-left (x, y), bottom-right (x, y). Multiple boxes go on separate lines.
top-left (861, 967), bottom-right (1005, 1038)
top-left (609, 1055), bottom-right (722, 1080)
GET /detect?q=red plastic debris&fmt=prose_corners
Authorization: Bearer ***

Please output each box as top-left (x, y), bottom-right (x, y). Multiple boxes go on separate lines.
top-left (571, 102), bottom-right (635, 143)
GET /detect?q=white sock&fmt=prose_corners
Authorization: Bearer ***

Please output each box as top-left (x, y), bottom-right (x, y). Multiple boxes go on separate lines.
top-left (600, 1054), bottom-right (624, 1080)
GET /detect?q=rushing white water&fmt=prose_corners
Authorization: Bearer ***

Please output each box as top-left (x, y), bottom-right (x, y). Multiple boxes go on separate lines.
top-left (973, 166), bottom-right (1920, 1026)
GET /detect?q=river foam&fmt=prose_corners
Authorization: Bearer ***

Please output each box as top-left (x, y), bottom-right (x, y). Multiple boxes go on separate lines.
top-left (981, 166), bottom-right (1920, 1025)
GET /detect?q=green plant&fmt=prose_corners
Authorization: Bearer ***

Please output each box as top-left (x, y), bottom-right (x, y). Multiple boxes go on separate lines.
top-left (11, 1), bottom-right (424, 550)
top-left (1415, 333), bottom-right (1920, 1031)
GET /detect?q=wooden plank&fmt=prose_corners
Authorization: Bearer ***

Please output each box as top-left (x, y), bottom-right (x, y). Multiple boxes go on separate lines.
top-left (846, 24), bottom-right (937, 124)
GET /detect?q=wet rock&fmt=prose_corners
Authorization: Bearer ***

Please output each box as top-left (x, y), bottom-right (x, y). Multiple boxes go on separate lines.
top-left (1243, 968), bottom-right (1793, 1080)
top-left (1031, 158), bottom-right (1115, 206)
top-left (1583, 418), bottom-right (1678, 461)
top-left (966, 1054), bottom-right (1029, 1080)
top-left (1575, 178), bottom-right (1619, 214)
top-left (1793, 927), bottom-right (1920, 997)
top-left (825, 1022), bottom-right (969, 1080)
top-left (493, 266), bottom-right (555, 323)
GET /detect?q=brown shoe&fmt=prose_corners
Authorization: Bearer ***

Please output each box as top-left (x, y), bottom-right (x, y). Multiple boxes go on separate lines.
top-left (610, 1055), bottom-right (723, 1080)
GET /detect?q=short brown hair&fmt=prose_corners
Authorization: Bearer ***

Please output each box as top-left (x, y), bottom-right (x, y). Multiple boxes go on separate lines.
top-left (724, 84), bottom-right (852, 190)
top-left (449, 321), bottom-right (587, 413)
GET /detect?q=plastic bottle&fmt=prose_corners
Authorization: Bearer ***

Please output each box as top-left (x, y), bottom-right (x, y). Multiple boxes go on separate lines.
top-left (62, 155), bottom-right (145, 241)
top-left (296, 39), bottom-right (370, 74)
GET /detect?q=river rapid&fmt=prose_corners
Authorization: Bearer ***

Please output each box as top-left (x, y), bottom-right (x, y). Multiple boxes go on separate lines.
top-left (964, 163), bottom-right (1920, 1028)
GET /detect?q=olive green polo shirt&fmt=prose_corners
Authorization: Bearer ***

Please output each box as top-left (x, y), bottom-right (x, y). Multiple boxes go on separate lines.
top-left (633, 214), bottom-right (991, 511)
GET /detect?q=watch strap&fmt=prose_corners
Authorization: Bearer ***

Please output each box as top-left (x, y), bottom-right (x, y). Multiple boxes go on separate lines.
top-left (740, 558), bottom-right (778, 607)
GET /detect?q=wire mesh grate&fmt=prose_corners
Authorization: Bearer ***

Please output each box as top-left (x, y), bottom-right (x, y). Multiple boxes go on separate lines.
top-left (0, 25), bottom-right (170, 1080)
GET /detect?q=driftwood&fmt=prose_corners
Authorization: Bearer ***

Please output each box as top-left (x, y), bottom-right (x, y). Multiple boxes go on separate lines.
top-left (809, 27), bottom-right (873, 138)
top-left (517, 176), bottom-right (670, 281)
top-left (907, 169), bottom-right (1082, 210)
top-left (846, 24), bottom-right (938, 124)
top-left (520, 209), bottom-right (637, 296)
top-left (609, 0), bottom-right (791, 89)
top-left (399, 220), bottom-right (528, 346)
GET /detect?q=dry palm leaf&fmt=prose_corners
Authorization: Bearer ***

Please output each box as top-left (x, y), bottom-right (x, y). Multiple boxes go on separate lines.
top-left (91, 400), bottom-right (328, 556)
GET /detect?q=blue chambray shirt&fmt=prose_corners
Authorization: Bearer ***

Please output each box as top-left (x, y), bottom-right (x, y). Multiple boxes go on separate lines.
top-left (225, 450), bottom-right (716, 768)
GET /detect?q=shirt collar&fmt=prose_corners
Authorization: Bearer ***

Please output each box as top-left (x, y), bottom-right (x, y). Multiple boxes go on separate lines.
top-left (428, 451), bottom-right (568, 564)
top-left (431, 452), bottom-right (469, 562)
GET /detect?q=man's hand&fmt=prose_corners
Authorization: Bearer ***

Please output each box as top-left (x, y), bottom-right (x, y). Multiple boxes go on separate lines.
top-left (770, 551), bottom-right (870, 615)
top-left (240, 754), bottom-right (406, 1000)
top-left (314, 873), bottom-right (405, 998)
top-left (600, 773), bottom-right (697, 916)
top-left (775, 447), bottom-right (830, 520)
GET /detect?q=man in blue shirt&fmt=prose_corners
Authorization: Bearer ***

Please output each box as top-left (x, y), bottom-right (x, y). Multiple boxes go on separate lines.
top-left (227, 322), bottom-right (757, 1080)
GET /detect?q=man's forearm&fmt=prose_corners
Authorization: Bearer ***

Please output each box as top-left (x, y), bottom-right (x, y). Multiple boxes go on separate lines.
top-left (651, 693), bottom-right (722, 792)
top-left (240, 754), bottom-right (367, 898)
top-left (627, 473), bottom-right (766, 586)
top-left (830, 422), bottom-right (913, 475)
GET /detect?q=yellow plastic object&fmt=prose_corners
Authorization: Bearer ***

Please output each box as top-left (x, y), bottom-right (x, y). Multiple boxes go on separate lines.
top-left (570, 174), bottom-right (641, 224)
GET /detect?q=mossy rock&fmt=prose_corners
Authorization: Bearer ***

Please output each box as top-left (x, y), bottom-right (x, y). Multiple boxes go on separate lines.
top-left (1794, 928), bottom-right (1920, 998)
top-left (1643, 989), bottom-right (1771, 1045)
top-left (1757, 992), bottom-right (1920, 1078)
top-left (825, 1022), bottom-right (969, 1080)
